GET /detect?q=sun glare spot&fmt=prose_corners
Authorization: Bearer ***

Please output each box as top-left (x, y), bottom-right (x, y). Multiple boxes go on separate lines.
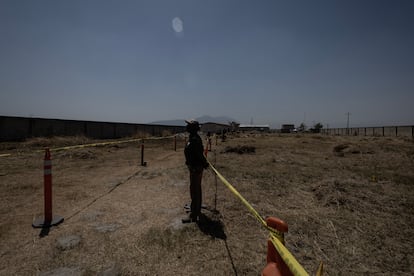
top-left (172, 17), bottom-right (183, 33)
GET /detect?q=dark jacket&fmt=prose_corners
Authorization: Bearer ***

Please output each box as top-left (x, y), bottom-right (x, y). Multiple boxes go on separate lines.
top-left (185, 133), bottom-right (208, 169)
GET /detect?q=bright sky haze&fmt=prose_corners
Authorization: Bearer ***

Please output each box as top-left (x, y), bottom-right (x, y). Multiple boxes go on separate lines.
top-left (1, 0), bottom-right (413, 128)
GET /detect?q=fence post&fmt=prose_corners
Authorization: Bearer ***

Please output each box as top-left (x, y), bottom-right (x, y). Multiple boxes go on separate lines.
top-left (141, 140), bottom-right (147, 166)
top-left (364, 128), bottom-right (366, 136)
top-left (382, 127), bottom-right (385, 137)
top-left (174, 135), bottom-right (177, 151)
top-left (44, 149), bottom-right (52, 223)
top-left (32, 148), bottom-right (64, 228)
top-left (412, 126), bottom-right (414, 138)
top-left (396, 126), bottom-right (398, 137)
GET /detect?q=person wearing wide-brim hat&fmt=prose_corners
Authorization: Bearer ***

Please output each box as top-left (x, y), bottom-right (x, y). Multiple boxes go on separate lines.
top-left (182, 119), bottom-right (209, 223)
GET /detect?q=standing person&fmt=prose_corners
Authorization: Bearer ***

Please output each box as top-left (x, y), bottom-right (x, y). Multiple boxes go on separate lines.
top-left (182, 119), bottom-right (209, 223)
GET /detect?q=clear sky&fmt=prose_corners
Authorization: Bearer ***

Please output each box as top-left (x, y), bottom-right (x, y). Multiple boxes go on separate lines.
top-left (1, 0), bottom-right (413, 128)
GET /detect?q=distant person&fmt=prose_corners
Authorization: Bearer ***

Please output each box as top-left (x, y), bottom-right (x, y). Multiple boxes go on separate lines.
top-left (206, 131), bottom-right (212, 152)
top-left (182, 119), bottom-right (209, 223)
top-left (221, 129), bottom-right (226, 142)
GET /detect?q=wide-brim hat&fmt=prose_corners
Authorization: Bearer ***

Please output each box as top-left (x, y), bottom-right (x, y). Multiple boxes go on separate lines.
top-left (185, 119), bottom-right (201, 132)
top-left (185, 119), bottom-right (200, 126)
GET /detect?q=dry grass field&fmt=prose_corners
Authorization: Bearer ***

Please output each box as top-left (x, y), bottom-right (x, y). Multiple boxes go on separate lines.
top-left (0, 133), bottom-right (413, 275)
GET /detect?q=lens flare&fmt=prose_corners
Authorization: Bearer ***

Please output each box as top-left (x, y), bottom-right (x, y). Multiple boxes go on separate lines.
top-left (172, 17), bottom-right (183, 33)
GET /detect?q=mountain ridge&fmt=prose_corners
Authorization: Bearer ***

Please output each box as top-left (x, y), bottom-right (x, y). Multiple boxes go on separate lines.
top-left (150, 115), bottom-right (237, 126)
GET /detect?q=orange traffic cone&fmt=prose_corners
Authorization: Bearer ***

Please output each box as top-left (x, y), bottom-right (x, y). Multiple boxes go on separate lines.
top-left (262, 217), bottom-right (292, 276)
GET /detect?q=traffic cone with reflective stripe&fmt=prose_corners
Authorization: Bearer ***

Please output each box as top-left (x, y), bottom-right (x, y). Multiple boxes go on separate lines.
top-left (204, 140), bottom-right (208, 157)
top-left (262, 217), bottom-right (292, 276)
top-left (32, 148), bottom-right (64, 228)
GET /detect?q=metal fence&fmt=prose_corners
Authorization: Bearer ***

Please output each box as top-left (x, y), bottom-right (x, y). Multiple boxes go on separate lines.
top-left (322, 125), bottom-right (414, 138)
top-left (0, 116), bottom-right (186, 141)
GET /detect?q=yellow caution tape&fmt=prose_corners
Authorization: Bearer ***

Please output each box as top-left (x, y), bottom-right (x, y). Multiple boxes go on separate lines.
top-left (316, 261), bottom-right (323, 276)
top-left (0, 135), bottom-right (177, 157)
top-left (145, 135), bottom-right (175, 140)
top-left (45, 138), bottom-right (143, 152)
top-left (269, 235), bottom-right (309, 276)
top-left (208, 161), bottom-right (309, 276)
top-left (45, 135), bottom-right (176, 152)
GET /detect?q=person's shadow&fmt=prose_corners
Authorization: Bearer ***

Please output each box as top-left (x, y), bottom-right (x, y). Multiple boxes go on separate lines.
top-left (196, 213), bottom-right (226, 240)
top-left (196, 213), bottom-right (238, 275)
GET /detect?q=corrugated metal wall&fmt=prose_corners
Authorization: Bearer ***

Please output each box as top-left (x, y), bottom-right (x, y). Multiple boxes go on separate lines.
top-left (322, 126), bottom-right (414, 137)
top-left (0, 116), bottom-right (185, 141)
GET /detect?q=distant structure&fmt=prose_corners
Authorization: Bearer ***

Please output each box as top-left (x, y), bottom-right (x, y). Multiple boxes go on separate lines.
top-left (229, 121), bottom-right (240, 132)
top-left (281, 124), bottom-right (295, 133)
top-left (200, 122), bottom-right (230, 134)
top-left (239, 124), bottom-right (270, 132)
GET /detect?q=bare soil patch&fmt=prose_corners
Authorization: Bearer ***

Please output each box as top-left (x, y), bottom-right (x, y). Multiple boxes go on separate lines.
top-left (0, 134), bottom-right (413, 275)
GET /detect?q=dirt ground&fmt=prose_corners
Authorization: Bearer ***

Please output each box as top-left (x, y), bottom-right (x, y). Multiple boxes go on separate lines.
top-left (0, 134), bottom-right (413, 275)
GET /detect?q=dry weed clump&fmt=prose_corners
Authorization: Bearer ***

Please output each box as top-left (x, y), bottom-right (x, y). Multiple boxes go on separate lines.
top-left (333, 144), bottom-right (349, 153)
top-left (333, 142), bottom-right (375, 157)
top-left (311, 178), bottom-right (371, 210)
top-left (222, 145), bottom-right (256, 154)
top-left (57, 149), bottom-right (98, 160)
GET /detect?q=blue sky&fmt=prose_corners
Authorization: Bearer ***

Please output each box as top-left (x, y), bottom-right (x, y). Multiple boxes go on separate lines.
top-left (0, 0), bottom-right (413, 128)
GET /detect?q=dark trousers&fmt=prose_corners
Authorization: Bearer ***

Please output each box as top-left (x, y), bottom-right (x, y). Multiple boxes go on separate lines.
top-left (189, 167), bottom-right (203, 218)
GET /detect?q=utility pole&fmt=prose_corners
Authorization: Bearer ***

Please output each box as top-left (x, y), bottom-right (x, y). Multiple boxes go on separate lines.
top-left (346, 112), bottom-right (351, 135)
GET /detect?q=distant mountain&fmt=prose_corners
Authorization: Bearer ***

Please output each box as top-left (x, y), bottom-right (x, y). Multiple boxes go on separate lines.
top-left (150, 119), bottom-right (186, 126)
top-left (151, 115), bottom-right (237, 126)
top-left (195, 115), bottom-right (237, 124)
